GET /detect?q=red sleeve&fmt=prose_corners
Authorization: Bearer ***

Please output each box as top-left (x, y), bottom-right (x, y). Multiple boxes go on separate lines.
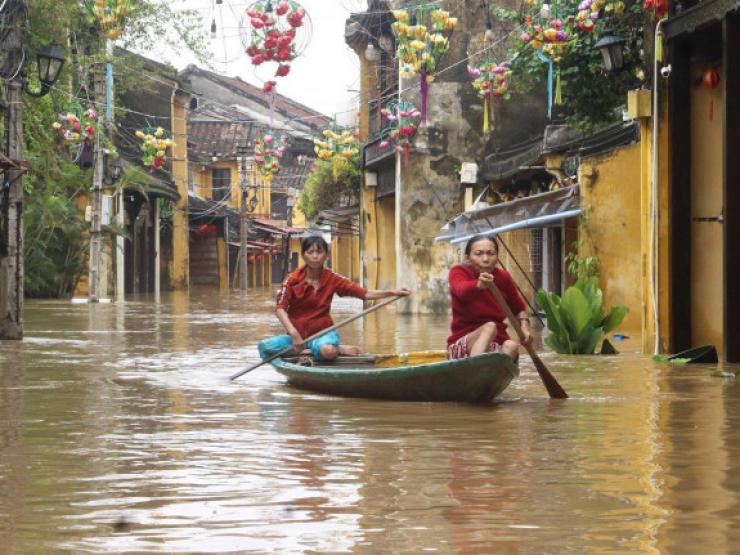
top-left (449, 265), bottom-right (479, 301)
top-left (275, 277), bottom-right (294, 310)
top-left (332, 273), bottom-right (367, 299)
top-left (497, 270), bottom-right (526, 314)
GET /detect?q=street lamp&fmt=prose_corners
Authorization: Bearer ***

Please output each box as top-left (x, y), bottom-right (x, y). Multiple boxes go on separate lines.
top-left (364, 41), bottom-right (381, 62)
top-left (23, 42), bottom-right (66, 97)
top-left (104, 155), bottom-right (124, 187)
top-left (594, 30), bottom-right (626, 73)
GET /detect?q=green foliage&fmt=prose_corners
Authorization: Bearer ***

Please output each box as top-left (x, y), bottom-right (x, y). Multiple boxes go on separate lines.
top-left (23, 93), bottom-right (89, 297)
top-left (16, 0), bottom-right (207, 297)
top-left (536, 277), bottom-right (629, 354)
top-left (298, 154), bottom-right (361, 221)
top-left (492, 0), bottom-right (646, 130)
top-left (653, 355), bottom-right (690, 365)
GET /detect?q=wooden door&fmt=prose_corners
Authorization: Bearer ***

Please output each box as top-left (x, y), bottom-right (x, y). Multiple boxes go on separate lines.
top-left (689, 58), bottom-right (724, 355)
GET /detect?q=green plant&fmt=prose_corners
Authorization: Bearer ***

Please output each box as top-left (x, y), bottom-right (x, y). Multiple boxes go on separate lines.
top-left (297, 154), bottom-right (360, 220)
top-left (491, 0), bottom-right (646, 130)
top-left (536, 277), bottom-right (628, 354)
top-left (565, 249), bottom-right (600, 282)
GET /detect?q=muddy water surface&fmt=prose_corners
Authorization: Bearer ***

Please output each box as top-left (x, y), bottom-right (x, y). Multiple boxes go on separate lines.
top-left (2, 289), bottom-right (740, 554)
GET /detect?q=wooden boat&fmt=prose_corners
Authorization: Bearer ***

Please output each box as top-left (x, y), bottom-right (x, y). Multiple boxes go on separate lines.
top-left (668, 344), bottom-right (718, 363)
top-left (270, 350), bottom-right (519, 402)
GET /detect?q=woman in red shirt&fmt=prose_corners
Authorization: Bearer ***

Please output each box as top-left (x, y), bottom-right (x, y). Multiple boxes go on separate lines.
top-left (258, 236), bottom-right (410, 361)
top-left (448, 235), bottom-right (531, 361)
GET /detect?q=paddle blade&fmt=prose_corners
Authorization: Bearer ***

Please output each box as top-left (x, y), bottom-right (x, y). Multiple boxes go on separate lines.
top-left (530, 350), bottom-right (568, 398)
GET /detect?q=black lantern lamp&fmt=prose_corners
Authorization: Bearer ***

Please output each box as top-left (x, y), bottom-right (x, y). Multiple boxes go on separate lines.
top-left (110, 158), bottom-right (124, 182)
top-left (103, 154), bottom-right (125, 187)
top-left (24, 42), bottom-right (65, 97)
top-left (594, 30), bottom-right (626, 73)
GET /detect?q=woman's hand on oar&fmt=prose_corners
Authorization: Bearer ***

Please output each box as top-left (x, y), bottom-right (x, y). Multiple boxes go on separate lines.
top-left (487, 281), bottom-right (568, 399)
top-left (230, 294), bottom-right (406, 382)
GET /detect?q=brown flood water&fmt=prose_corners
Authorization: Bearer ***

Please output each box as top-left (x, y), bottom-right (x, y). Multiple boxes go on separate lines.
top-left (2, 288), bottom-right (740, 554)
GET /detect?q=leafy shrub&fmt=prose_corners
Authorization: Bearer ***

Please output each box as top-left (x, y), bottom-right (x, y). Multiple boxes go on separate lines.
top-left (536, 277), bottom-right (628, 354)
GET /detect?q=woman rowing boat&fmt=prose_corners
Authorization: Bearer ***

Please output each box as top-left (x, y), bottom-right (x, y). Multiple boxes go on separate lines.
top-left (258, 236), bottom-right (410, 362)
top-left (447, 235), bottom-right (532, 361)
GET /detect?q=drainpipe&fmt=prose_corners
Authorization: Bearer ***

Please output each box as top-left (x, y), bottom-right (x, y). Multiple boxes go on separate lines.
top-left (651, 18), bottom-right (667, 354)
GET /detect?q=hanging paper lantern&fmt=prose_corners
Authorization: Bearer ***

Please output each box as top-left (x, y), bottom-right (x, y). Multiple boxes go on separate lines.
top-left (313, 127), bottom-right (359, 161)
top-left (84, 0), bottom-right (134, 40)
top-left (391, 6), bottom-right (457, 122)
top-left (642, 0), bottom-right (668, 18)
top-left (468, 60), bottom-right (511, 133)
top-left (240, 1), bottom-right (312, 91)
top-left (702, 67), bottom-right (720, 121)
top-left (518, 9), bottom-right (577, 120)
top-left (378, 101), bottom-right (421, 166)
top-left (254, 132), bottom-right (288, 176)
top-left (135, 125), bottom-right (174, 172)
top-left (52, 107), bottom-right (99, 144)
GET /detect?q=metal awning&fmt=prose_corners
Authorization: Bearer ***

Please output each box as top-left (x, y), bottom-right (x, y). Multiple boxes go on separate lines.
top-left (436, 185), bottom-right (580, 244)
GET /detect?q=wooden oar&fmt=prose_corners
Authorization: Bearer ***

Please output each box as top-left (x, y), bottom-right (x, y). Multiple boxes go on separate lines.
top-left (230, 295), bottom-right (404, 381)
top-left (488, 281), bottom-right (568, 399)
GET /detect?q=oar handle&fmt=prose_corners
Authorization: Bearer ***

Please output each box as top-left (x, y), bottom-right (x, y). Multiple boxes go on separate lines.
top-left (488, 280), bottom-right (568, 399)
top-left (230, 295), bottom-right (404, 381)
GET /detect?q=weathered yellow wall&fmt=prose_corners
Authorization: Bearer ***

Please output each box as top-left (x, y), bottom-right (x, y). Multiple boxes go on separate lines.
top-left (579, 142), bottom-right (643, 333)
top-left (689, 62), bottom-right (724, 355)
top-left (641, 99), bottom-right (672, 354)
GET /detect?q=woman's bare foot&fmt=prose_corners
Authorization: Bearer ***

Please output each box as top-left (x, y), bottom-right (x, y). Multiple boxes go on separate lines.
top-left (338, 344), bottom-right (362, 356)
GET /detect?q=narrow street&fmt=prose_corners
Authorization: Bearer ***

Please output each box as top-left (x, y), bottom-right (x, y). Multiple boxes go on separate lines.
top-left (2, 290), bottom-right (740, 553)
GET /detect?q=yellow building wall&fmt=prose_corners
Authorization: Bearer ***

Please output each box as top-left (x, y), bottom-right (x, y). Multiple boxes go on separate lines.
top-left (578, 142), bottom-right (643, 334)
top-left (640, 101), bottom-right (672, 354)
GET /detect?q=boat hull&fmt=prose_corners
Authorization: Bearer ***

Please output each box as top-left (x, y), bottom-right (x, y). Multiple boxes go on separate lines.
top-left (270, 351), bottom-right (519, 402)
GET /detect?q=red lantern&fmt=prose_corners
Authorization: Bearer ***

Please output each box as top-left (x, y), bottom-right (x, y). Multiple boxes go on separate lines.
top-left (248, 255), bottom-right (256, 262)
top-left (702, 68), bottom-right (720, 121)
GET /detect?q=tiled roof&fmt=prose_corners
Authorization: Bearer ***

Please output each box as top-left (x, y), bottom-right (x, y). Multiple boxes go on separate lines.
top-left (188, 121), bottom-right (255, 162)
top-left (181, 65), bottom-right (332, 131)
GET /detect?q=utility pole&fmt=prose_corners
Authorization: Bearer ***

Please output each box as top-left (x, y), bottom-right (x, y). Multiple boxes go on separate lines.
top-left (237, 139), bottom-right (249, 290)
top-left (88, 60), bottom-right (105, 302)
top-left (0, 0), bottom-right (26, 339)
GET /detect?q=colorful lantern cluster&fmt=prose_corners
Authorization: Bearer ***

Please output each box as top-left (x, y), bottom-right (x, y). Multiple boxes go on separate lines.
top-left (243, 1), bottom-right (308, 92)
top-left (254, 133), bottom-right (287, 176)
top-left (52, 108), bottom-right (98, 143)
top-left (519, 15), bottom-right (573, 63)
top-left (379, 101), bottom-right (421, 166)
top-left (135, 127), bottom-right (174, 172)
top-left (85, 0), bottom-right (133, 40)
top-left (642, 0), bottom-right (668, 18)
top-left (313, 128), bottom-right (359, 161)
top-left (467, 60), bottom-right (511, 133)
top-left (391, 6), bottom-right (457, 121)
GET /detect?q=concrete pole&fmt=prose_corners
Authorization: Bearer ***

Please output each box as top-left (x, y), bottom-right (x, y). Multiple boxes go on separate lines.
top-left (0, 11), bottom-right (25, 339)
top-left (170, 91), bottom-right (190, 290)
top-left (88, 64), bottom-right (105, 302)
top-left (154, 199), bottom-right (160, 301)
top-left (116, 191), bottom-right (125, 300)
top-left (238, 148), bottom-right (249, 290)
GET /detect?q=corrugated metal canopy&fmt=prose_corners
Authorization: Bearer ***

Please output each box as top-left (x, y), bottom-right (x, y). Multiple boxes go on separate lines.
top-left (436, 185), bottom-right (580, 244)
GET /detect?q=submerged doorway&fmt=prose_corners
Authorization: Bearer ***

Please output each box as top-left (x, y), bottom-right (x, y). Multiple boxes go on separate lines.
top-left (670, 17), bottom-right (740, 361)
top-left (689, 56), bottom-right (724, 355)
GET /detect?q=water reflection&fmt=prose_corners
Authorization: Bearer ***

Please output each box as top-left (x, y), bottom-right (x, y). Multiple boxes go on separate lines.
top-left (1, 289), bottom-right (740, 553)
